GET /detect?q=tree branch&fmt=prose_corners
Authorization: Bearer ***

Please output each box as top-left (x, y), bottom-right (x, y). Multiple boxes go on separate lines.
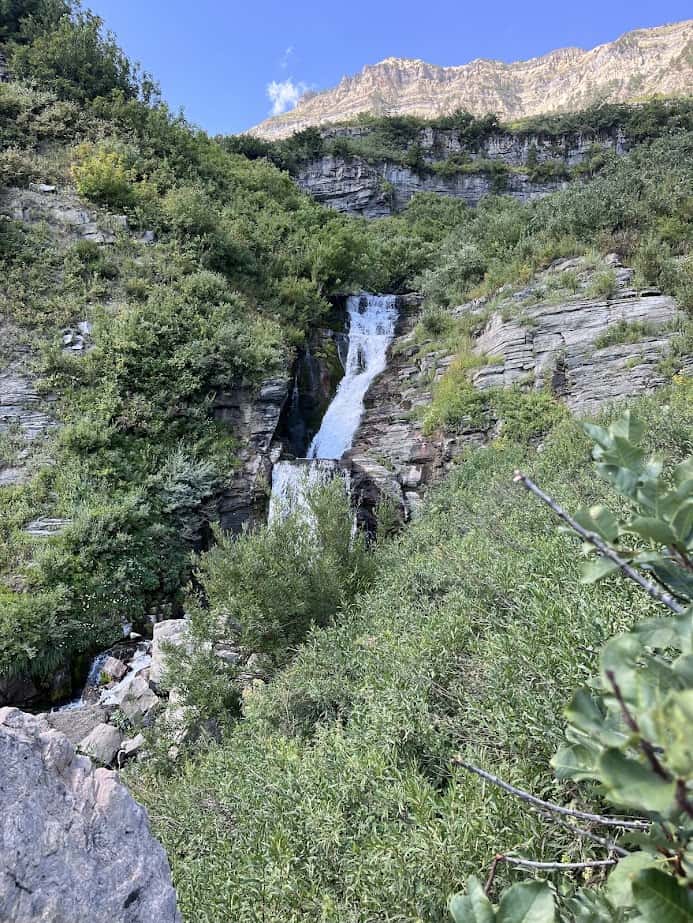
top-left (553, 815), bottom-right (629, 857)
top-left (606, 670), bottom-right (671, 781)
top-left (512, 471), bottom-right (686, 615)
top-left (453, 757), bottom-right (648, 829)
top-left (501, 856), bottom-right (617, 871)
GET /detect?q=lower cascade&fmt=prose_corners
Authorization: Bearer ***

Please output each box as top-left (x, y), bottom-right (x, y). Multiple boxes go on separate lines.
top-left (269, 293), bottom-right (398, 519)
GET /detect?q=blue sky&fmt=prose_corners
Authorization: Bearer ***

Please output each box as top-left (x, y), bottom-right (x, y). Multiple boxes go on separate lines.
top-left (86, 0), bottom-right (692, 136)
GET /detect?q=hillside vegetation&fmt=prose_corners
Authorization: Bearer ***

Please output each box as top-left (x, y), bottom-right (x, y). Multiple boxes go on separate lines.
top-left (134, 384), bottom-right (692, 921)
top-left (1, 4), bottom-right (692, 921)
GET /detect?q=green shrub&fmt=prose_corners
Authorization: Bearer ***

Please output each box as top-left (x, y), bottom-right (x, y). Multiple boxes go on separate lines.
top-left (190, 478), bottom-right (373, 664)
top-left (594, 319), bottom-right (658, 349)
top-left (586, 268), bottom-right (618, 300)
top-left (10, 6), bottom-right (146, 102)
top-left (161, 185), bottom-right (217, 238)
top-left (450, 410), bottom-right (693, 920)
top-left (0, 146), bottom-right (40, 186)
top-left (72, 143), bottom-right (134, 208)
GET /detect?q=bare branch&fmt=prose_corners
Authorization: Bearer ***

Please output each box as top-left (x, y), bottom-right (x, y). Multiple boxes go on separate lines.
top-left (484, 855), bottom-right (501, 895)
top-left (553, 816), bottom-right (629, 857)
top-left (453, 757), bottom-right (648, 830)
top-left (501, 855), bottom-right (617, 871)
top-left (513, 471), bottom-right (686, 615)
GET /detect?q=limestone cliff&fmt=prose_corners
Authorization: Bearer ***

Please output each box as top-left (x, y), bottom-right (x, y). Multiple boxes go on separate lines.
top-left (295, 125), bottom-right (625, 217)
top-left (250, 20), bottom-right (693, 140)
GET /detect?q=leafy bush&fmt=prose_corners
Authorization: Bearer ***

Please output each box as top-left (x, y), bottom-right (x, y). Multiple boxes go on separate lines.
top-left (161, 186), bottom-right (217, 238)
top-left (71, 143), bottom-right (134, 208)
top-left (449, 411), bottom-right (693, 920)
top-left (132, 385), bottom-right (692, 922)
top-left (10, 6), bottom-right (146, 102)
top-left (594, 319), bottom-right (659, 349)
top-left (192, 478), bottom-right (373, 662)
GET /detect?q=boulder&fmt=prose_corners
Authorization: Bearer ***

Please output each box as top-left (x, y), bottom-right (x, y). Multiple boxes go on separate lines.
top-left (45, 704), bottom-right (107, 744)
top-left (150, 619), bottom-right (191, 688)
top-left (117, 733), bottom-right (146, 765)
top-left (118, 674), bottom-right (158, 726)
top-left (77, 722), bottom-right (122, 766)
top-left (0, 707), bottom-right (181, 922)
top-left (101, 655), bottom-right (127, 681)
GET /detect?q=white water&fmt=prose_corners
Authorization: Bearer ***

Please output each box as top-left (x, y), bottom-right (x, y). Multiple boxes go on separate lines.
top-left (55, 651), bottom-right (109, 711)
top-left (268, 458), bottom-right (341, 523)
top-left (270, 293), bottom-right (397, 518)
top-left (308, 294), bottom-right (397, 460)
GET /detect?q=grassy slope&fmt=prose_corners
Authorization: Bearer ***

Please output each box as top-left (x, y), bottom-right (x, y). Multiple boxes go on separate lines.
top-left (133, 382), bottom-right (692, 922)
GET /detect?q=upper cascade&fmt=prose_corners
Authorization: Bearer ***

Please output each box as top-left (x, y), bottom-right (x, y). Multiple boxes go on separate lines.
top-left (308, 294), bottom-right (398, 460)
top-left (248, 19), bottom-right (693, 139)
top-left (268, 294), bottom-right (398, 520)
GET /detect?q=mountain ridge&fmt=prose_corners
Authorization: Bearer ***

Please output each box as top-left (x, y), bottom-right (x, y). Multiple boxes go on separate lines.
top-left (249, 19), bottom-right (693, 139)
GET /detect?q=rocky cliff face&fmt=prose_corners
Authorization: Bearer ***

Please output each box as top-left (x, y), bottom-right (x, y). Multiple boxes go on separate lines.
top-left (0, 707), bottom-right (181, 923)
top-left (250, 20), bottom-right (693, 140)
top-left (295, 126), bottom-right (624, 216)
top-left (345, 259), bottom-right (692, 525)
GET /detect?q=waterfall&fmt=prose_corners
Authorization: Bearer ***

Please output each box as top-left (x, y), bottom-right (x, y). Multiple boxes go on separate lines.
top-left (268, 458), bottom-right (341, 523)
top-left (270, 293), bottom-right (397, 518)
top-left (308, 294), bottom-right (397, 460)
top-left (54, 651), bottom-right (109, 711)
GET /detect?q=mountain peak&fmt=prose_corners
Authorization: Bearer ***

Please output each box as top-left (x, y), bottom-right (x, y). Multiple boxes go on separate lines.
top-left (248, 20), bottom-right (693, 139)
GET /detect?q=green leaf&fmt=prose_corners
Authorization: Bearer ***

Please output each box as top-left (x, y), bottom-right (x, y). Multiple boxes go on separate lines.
top-left (629, 517), bottom-right (679, 547)
top-left (598, 749), bottom-right (676, 815)
top-left (564, 688), bottom-right (628, 747)
top-left (449, 877), bottom-right (496, 923)
top-left (674, 457), bottom-right (693, 489)
top-left (551, 741), bottom-right (600, 781)
top-left (634, 609), bottom-right (693, 654)
top-left (650, 561), bottom-right (693, 604)
top-left (605, 852), bottom-right (658, 907)
top-left (574, 505), bottom-right (620, 542)
top-left (497, 881), bottom-right (555, 923)
top-left (610, 411), bottom-right (645, 446)
top-left (601, 634), bottom-right (643, 704)
top-left (631, 868), bottom-right (693, 922)
top-left (672, 500), bottom-right (693, 544)
top-left (581, 556), bottom-right (620, 584)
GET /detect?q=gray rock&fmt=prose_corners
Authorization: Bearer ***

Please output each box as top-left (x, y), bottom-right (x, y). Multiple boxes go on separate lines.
top-left (150, 619), bottom-right (191, 688)
top-left (101, 656), bottom-right (127, 681)
top-left (77, 722), bottom-right (122, 765)
top-left (24, 517), bottom-right (71, 536)
top-left (214, 376), bottom-right (290, 531)
top-left (45, 704), bottom-right (107, 744)
top-left (0, 366), bottom-right (58, 441)
top-left (118, 674), bottom-right (158, 725)
top-left (0, 707), bottom-right (181, 922)
top-left (117, 733), bottom-right (146, 765)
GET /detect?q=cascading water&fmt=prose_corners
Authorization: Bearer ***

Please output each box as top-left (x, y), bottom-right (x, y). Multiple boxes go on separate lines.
top-left (270, 294), bottom-right (397, 519)
top-left (308, 294), bottom-right (397, 460)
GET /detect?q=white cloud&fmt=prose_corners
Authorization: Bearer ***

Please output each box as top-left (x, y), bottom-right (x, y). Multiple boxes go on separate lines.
top-left (267, 78), bottom-right (308, 116)
top-left (280, 45), bottom-right (294, 70)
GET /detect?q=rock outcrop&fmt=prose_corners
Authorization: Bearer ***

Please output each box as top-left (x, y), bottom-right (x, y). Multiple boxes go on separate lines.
top-left (0, 707), bottom-right (181, 923)
top-left (296, 154), bottom-right (565, 218)
top-left (214, 377), bottom-right (290, 531)
top-left (294, 125), bottom-right (626, 217)
top-left (250, 20), bottom-right (693, 139)
top-left (346, 261), bottom-right (691, 520)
